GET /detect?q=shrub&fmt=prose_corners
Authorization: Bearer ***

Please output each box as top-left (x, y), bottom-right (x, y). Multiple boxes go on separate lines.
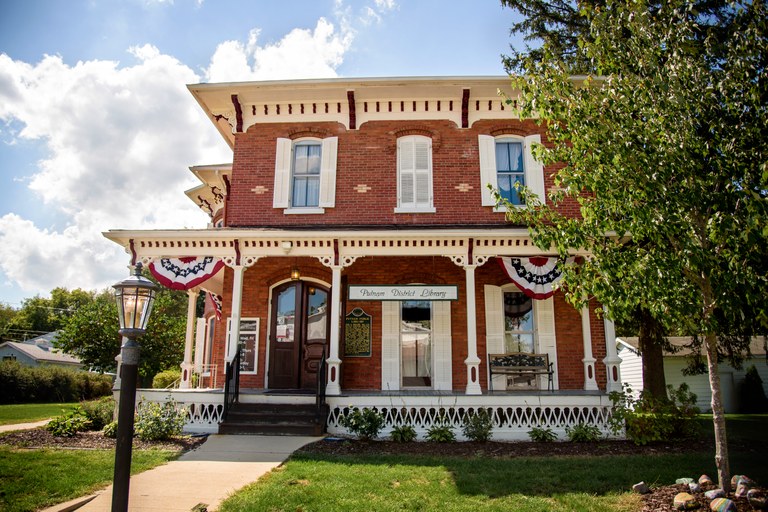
top-left (152, 369), bottom-right (181, 389)
top-left (565, 422), bottom-right (602, 442)
top-left (339, 407), bottom-right (385, 440)
top-left (134, 397), bottom-right (187, 441)
top-left (390, 424), bottom-right (417, 442)
top-left (102, 421), bottom-right (118, 438)
top-left (609, 383), bottom-right (700, 445)
top-left (426, 424), bottom-right (456, 443)
top-left (0, 360), bottom-right (112, 404)
top-left (80, 396), bottom-right (116, 430)
top-left (461, 408), bottom-right (494, 442)
top-left (528, 426), bottom-right (557, 442)
top-left (739, 365), bottom-right (768, 413)
top-left (47, 408), bottom-right (92, 437)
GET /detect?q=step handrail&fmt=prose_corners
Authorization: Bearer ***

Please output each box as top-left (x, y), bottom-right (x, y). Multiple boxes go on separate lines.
top-left (315, 346), bottom-right (327, 424)
top-left (222, 347), bottom-right (241, 420)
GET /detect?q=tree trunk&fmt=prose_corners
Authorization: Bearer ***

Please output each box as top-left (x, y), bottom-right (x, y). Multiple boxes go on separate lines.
top-left (705, 331), bottom-right (730, 491)
top-left (638, 309), bottom-right (668, 400)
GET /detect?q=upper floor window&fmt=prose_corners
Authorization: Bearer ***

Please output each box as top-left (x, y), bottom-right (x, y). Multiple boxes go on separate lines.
top-left (478, 134), bottom-right (545, 209)
top-left (273, 137), bottom-right (338, 213)
top-left (396, 135), bottom-right (435, 213)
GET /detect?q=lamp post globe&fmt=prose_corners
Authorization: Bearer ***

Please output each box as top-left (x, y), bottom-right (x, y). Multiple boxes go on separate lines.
top-left (111, 262), bottom-right (158, 512)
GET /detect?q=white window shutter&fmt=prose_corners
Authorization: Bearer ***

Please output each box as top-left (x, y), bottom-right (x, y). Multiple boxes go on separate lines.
top-left (524, 134), bottom-right (546, 204)
top-left (478, 135), bottom-right (498, 206)
top-left (381, 301), bottom-right (401, 391)
top-left (273, 138), bottom-right (292, 208)
top-left (534, 297), bottom-right (558, 389)
top-left (414, 138), bottom-right (432, 206)
top-left (432, 301), bottom-right (453, 391)
top-left (484, 285), bottom-right (507, 390)
top-left (318, 136), bottom-right (338, 208)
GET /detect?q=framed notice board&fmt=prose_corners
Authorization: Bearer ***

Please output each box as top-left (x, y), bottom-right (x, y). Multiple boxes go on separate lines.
top-left (344, 308), bottom-right (371, 357)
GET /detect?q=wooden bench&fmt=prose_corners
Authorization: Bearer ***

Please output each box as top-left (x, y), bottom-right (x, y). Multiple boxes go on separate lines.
top-left (487, 353), bottom-right (554, 391)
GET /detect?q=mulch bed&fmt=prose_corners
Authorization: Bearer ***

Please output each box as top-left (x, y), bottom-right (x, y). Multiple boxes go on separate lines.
top-left (0, 427), bottom-right (207, 452)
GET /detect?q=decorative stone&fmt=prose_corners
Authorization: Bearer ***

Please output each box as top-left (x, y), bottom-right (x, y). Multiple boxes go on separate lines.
top-left (709, 497), bottom-right (736, 512)
top-left (674, 492), bottom-right (698, 510)
top-left (730, 475), bottom-right (743, 488)
top-left (633, 482), bottom-right (651, 494)
top-left (747, 489), bottom-right (768, 510)
top-left (676, 478), bottom-right (695, 485)
top-left (689, 482), bottom-right (701, 493)
top-left (705, 489), bottom-right (725, 500)
top-left (698, 475), bottom-right (713, 486)
top-left (736, 482), bottom-right (750, 498)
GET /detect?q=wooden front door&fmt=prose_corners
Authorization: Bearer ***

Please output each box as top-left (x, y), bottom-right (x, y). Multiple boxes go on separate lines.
top-left (268, 281), bottom-right (330, 390)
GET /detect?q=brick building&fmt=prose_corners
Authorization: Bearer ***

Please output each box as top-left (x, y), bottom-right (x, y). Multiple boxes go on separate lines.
top-left (105, 76), bottom-right (622, 439)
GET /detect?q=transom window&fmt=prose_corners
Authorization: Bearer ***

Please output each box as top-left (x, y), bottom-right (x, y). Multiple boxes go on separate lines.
top-left (496, 140), bottom-right (525, 206)
top-left (504, 291), bottom-right (535, 352)
top-left (291, 141), bottom-right (321, 208)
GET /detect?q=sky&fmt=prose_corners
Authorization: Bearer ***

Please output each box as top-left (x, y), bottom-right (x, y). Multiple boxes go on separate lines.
top-left (0, 0), bottom-right (521, 308)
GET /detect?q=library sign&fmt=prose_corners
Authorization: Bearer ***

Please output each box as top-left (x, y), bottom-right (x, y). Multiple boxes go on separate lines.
top-left (348, 285), bottom-right (458, 301)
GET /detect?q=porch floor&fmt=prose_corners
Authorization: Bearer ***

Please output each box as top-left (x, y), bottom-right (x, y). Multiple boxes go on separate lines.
top-left (233, 388), bottom-right (606, 397)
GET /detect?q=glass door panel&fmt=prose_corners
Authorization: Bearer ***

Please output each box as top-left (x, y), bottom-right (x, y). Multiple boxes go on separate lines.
top-left (401, 300), bottom-right (432, 387)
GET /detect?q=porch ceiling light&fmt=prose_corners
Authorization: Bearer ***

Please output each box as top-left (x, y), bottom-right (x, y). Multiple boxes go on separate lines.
top-left (291, 267), bottom-right (301, 280)
top-left (113, 262), bottom-right (158, 339)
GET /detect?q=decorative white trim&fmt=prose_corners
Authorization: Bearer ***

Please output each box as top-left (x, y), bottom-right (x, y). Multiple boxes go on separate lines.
top-left (284, 207), bottom-right (325, 215)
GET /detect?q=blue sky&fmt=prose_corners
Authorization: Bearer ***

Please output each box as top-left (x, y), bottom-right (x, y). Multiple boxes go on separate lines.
top-left (0, 0), bottom-right (522, 307)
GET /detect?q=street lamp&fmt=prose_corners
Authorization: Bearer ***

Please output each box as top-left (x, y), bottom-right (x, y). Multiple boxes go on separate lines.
top-left (111, 262), bottom-right (158, 512)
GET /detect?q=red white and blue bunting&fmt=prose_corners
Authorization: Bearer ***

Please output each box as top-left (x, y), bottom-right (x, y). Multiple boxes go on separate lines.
top-left (208, 292), bottom-right (223, 321)
top-left (149, 257), bottom-right (224, 291)
top-left (497, 257), bottom-right (573, 300)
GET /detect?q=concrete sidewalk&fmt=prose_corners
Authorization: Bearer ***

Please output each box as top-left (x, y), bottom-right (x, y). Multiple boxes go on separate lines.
top-left (46, 434), bottom-right (321, 512)
top-left (0, 419), bottom-right (49, 433)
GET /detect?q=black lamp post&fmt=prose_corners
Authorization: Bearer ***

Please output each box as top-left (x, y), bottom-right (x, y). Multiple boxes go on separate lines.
top-left (111, 262), bottom-right (158, 512)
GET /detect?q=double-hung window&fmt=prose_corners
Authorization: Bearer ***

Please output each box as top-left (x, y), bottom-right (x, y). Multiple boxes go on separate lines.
top-left (273, 137), bottom-right (338, 213)
top-left (396, 135), bottom-right (435, 213)
top-left (478, 134), bottom-right (545, 209)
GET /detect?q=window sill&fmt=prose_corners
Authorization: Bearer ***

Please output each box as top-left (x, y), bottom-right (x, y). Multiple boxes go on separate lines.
top-left (493, 204), bottom-right (525, 213)
top-left (284, 207), bottom-right (325, 215)
top-left (394, 207), bottom-right (437, 214)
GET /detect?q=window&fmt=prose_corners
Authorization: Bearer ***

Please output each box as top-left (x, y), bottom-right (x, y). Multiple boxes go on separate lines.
top-left (478, 134), bottom-right (545, 208)
top-left (401, 300), bottom-right (432, 387)
top-left (273, 137), bottom-right (338, 212)
top-left (396, 135), bottom-right (434, 213)
top-left (503, 291), bottom-right (535, 352)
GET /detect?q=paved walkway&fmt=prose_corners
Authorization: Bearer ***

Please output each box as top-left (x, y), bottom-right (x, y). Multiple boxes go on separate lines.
top-left (0, 419), bottom-right (49, 433)
top-left (44, 434), bottom-right (320, 512)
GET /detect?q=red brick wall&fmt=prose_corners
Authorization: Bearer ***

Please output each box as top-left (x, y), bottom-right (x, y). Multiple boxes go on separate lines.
top-left (224, 119), bottom-right (581, 228)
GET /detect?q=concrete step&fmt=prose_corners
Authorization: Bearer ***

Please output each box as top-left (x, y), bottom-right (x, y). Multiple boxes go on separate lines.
top-left (219, 402), bottom-right (329, 436)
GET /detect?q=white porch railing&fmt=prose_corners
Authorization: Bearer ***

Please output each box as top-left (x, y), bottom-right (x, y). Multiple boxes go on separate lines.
top-left (117, 389), bottom-right (224, 434)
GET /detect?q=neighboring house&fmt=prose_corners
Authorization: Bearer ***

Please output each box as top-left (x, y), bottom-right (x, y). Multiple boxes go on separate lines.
top-left (617, 336), bottom-right (768, 413)
top-left (104, 76), bottom-right (623, 439)
top-left (0, 331), bottom-right (83, 369)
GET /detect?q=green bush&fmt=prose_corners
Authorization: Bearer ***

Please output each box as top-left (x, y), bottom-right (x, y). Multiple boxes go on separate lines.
top-left (390, 424), bottom-right (417, 442)
top-left (426, 424), bottom-right (456, 443)
top-left (461, 408), bottom-right (494, 442)
top-left (0, 360), bottom-right (112, 404)
top-left (80, 396), bottom-right (115, 430)
top-left (739, 365), bottom-right (768, 413)
top-left (339, 407), bottom-right (385, 440)
top-left (565, 422), bottom-right (602, 442)
top-left (608, 383), bottom-right (700, 445)
top-left (152, 369), bottom-right (181, 389)
top-left (102, 421), bottom-right (118, 438)
top-left (134, 397), bottom-right (187, 441)
top-left (528, 426), bottom-right (558, 442)
top-left (47, 408), bottom-right (92, 437)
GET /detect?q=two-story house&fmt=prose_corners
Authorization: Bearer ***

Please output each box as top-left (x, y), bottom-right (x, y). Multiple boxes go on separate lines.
top-left (105, 76), bottom-right (623, 439)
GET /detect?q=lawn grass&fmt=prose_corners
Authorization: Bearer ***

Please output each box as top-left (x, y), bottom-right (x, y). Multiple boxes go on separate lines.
top-left (0, 403), bottom-right (78, 426)
top-left (220, 414), bottom-right (768, 512)
top-left (0, 447), bottom-right (179, 512)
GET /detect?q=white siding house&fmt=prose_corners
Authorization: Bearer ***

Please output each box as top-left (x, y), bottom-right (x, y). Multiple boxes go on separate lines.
top-left (617, 336), bottom-right (768, 413)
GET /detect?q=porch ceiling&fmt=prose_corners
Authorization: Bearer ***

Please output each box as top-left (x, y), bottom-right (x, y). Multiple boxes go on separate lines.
top-left (103, 227), bottom-right (588, 265)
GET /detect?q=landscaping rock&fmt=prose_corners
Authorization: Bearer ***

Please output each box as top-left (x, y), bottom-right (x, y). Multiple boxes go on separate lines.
top-left (747, 489), bottom-right (768, 510)
top-left (699, 475), bottom-right (713, 486)
top-left (705, 489), bottom-right (725, 500)
top-left (709, 497), bottom-right (736, 512)
top-left (633, 481), bottom-right (651, 494)
top-left (677, 478), bottom-right (696, 485)
top-left (689, 483), bottom-right (701, 493)
top-left (731, 475), bottom-right (744, 488)
top-left (674, 492), bottom-right (698, 510)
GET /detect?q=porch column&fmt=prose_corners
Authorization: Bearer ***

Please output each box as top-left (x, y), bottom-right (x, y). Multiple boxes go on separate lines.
top-left (581, 304), bottom-right (599, 390)
top-left (179, 289), bottom-right (198, 389)
top-left (602, 309), bottom-right (623, 393)
top-left (450, 253), bottom-right (488, 396)
top-left (326, 265), bottom-right (343, 396)
top-left (228, 265), bottom-right (245, 361)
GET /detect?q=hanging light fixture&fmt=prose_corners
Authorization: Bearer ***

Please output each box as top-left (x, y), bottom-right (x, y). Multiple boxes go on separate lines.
top-left (291, 267), bottom-right (301, 280)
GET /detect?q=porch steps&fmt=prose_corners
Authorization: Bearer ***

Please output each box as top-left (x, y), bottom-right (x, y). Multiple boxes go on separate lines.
top-left (218, 402), bottom-right (328, 436)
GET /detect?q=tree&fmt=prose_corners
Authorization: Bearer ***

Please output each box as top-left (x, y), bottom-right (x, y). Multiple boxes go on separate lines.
top-left (504, 0), bottom-right (767, 490)
top-left (56, 284), bottom-right (188, 386)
